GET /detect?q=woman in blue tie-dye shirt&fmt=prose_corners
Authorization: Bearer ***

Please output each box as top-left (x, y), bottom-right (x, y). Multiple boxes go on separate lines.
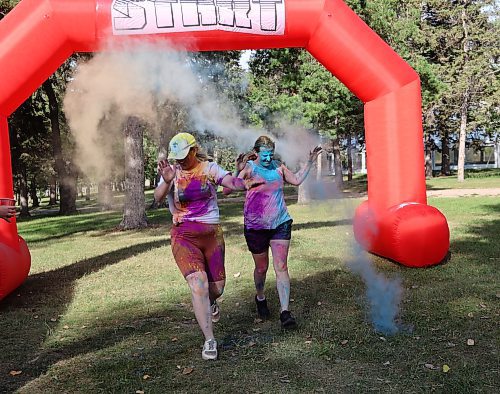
top-left (235, 136), bottom-right (322, 328)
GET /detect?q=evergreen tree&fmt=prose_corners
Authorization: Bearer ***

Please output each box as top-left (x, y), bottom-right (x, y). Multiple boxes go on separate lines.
top-left (420, 0), bottom-right (499, 179)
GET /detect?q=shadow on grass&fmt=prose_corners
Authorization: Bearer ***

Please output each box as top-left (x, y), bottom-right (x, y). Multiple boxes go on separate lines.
top-left (17, 211), bottom-right (124, 244)
top-left (1, 246), bottom-right (498, 392)
top-left (0, 239), bottom-right (168, 392)
top-left (450, 201), bottom-right (500, 261)
top-left (425, 185), bottom-right (448, 191)
top-left (0, 260), bottom-right (361, 393)
top-left (2, 199), bottom-right (498, 391)
top-left (293, 219), bottom-right (352, 231)
top-left (217, 217), bottom-right (352, 240)
top-left (17, 207), bottom-right (171, 245)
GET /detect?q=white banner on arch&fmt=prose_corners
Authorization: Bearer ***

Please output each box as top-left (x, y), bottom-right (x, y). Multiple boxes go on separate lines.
top-left (111, 0), bottom-right (286, 36)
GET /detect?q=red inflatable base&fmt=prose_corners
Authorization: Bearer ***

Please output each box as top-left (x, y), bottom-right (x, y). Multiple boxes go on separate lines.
top-left (0, 237), bottom-right (31, 301)
top-left (353, 201), bottom-right (450, 268)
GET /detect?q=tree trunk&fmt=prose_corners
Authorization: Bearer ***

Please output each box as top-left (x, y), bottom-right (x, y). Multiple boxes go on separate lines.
top-left (457, 86), bottom-right (470, 182)
top-left (297, 177), bottom-right (311, 204)
top-left (158, 129), bottom-right (169, 162)
top-left (19, 167), bottom-right (30, 217)
top-left (98, 180), bottom-right (113, 210)
top-left (85, 183), bottom-right (91, 201)
top-left (43, 78), bottom-right (77, 214)
top-left (457, 10), bottom-right (471, 183)
top-left (332, 138), bottom-right (343, 187)
top-left (424, 137), bottom-right (433, 179)
top-left (441, 129), bottom-right (451, 176)
top-left (59, 164), bottom-right (78, 214)
top-left (30, 179), bottom-right (40, 208)
top-left (119, 116), bottom-right (148, 229)
top-left (425, 151), bottom-right (433, 179)
top-left (157, 102), bottom-right (182, 161)
top-left (346, 132), bottom-right (353, 181)
top-left (316, 153), bottom-right (322, 181)
top-left (49, 177), bottom-right (57, 205)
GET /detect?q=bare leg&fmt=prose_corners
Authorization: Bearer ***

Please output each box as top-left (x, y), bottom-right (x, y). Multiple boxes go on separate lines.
top-left (208, 280), bottom-right (225, 303)
top-left (270, 240), bottom-right (291, 312)
top-left (186, 271), bottom-right (214, 340)
top-left (252, 251), bottom-right (269, 299)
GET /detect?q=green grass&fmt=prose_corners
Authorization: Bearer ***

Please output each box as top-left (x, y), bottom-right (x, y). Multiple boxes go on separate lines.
top-left (462, 168), bottom-right (500, 178)
top-left (427, 168), bottom-right (500, 189)
top-left (343, 172), bottom-right (500, 194)
top-left (426, 175), bottom-right (500, 190)
top-left (1, 193), bottom-right (499, 393)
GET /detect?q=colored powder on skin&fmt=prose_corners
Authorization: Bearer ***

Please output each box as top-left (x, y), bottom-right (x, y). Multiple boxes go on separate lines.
top-left (271, 243), bottom-right (289, 268)
top-left (276, 279), bottom-right (290, 309)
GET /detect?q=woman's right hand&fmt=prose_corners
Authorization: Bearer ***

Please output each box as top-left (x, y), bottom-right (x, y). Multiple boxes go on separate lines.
top-left (244, 175), bottom-right (265, 190)
top-left (236, 152), bottom-right (257, 172)
top-left (158, 160), bottom-right (175, 183)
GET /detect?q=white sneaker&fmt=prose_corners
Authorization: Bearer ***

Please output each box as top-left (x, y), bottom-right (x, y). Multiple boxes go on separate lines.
top-left (211, 300), bottom-right (220, 323)
top-left (202, 338), bottom-right (218, 360)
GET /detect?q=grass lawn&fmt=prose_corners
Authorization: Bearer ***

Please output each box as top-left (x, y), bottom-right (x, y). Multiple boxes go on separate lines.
top-left (426, 176), bottom-right (500, 190)
top-left (0, 192), bottom-right (498, 393)
top-left (343, 171), bottom-right (500, 194)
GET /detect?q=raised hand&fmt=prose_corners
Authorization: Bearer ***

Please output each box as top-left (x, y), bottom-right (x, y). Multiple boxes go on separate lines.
top-left (158, 160), bottom-right (175, 183)
top-left (236, 152), bottom-right (257, 172)
top-left (308, 145), bottom-right (323, 163)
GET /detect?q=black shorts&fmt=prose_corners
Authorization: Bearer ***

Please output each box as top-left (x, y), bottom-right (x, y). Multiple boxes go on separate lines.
top-left (244, 219), bottom-right (293, 254)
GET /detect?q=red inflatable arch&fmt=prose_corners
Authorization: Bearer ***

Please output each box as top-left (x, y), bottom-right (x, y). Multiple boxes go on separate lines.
top-left (0, 0), bottom-right (450, 299)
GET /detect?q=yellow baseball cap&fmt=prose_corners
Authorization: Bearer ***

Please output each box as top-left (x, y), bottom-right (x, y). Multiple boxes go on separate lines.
top-left (168, 132), bottom-right (197, 160)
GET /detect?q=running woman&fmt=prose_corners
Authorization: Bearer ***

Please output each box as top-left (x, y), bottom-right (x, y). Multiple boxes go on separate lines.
top-left (154, 132), bottom-right (262, 360)
top-left (235, 136), bottom-right (322, 328)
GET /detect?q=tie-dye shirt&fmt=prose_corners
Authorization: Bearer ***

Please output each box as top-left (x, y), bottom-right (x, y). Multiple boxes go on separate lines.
top-left (160, 161), bottom-right (229, 225)
top-left (243, 160), bottom-right (291, 230)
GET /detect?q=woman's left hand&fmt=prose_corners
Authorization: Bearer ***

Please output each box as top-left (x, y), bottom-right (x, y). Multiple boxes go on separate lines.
top-left (308, 146), bottom-right (323, 163)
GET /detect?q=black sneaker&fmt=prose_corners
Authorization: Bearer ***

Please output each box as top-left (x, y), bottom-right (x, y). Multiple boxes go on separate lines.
top-left (280, 310), bottom-right (297, 329)
top-left (255, 295), bottom-right (271, 319)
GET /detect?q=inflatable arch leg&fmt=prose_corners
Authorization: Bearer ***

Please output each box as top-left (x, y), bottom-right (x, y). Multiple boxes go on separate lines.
top-left (0, 116), bottom-right (31, 300)
top-left (0, 0), bottom-right (450, 299)
top-left (307, 0), bottom-right (450, 267)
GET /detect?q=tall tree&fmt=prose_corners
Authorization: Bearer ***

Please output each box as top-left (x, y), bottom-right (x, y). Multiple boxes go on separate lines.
top-left (248, 48), bottom-right (364, 191)
top-left (248, 49), bottom-right (315, 203)
top-left (119, 117), bottom-right (148, 229)
top-left (419, 0), bottom-right (498, 180)
top-left (42, 76), bottom-right (78, 214)
top-left (298, 52), bottom-right (364, 186)
top-left (8, 93), bottom-right (51, 215)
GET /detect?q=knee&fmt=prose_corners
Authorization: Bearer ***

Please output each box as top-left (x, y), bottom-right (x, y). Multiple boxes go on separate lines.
top-left (255, 265), bottom-right (268, 276)
top-left (274, 261), bottom-right (288, 274)
top-left (187, 272), bottom-right (209, 297)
